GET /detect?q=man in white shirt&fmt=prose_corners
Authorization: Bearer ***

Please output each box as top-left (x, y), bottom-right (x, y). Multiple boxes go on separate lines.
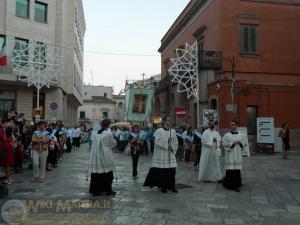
top-left (73, 125), bottom-right (81, 148)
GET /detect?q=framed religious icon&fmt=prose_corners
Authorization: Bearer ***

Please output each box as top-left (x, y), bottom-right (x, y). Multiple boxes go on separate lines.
top-left (132, 94), bottom-right (148, 114)
top-left (127, 87), bottom-right (154, 122)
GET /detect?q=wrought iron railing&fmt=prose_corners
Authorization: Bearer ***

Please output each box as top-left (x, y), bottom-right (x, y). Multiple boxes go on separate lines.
top-left (198, 50), bottom-right (222, 70)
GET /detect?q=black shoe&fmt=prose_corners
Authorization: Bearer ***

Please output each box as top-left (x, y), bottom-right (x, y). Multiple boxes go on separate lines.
top-left (218, 179), bottom-right (224, 183)
top-left (161, 188), bottom-right (167, 193)
top-left (172, 188), bottom-right (178, 193)
top-left (92, 193), bottom-right (101, 196)
top-left (106, 191), bottom-right (116, 196)
top-left (235, 188), bottom-right (240, 192)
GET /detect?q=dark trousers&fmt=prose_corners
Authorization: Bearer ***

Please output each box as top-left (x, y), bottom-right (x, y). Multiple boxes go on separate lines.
top-left (131, 152), bottom-right (140, 176)
top-left (223, 170), bottom-right (242, 190)
top-left (143, 141), bottom-right (148, 155)
top-left (184, 149), bottom-right (191, 161)
top-left (150, 140), bottom-right (154, 154)
top-left (119, 140), bottom-right (128, 152)
top-left (73, 137), bottom-right (80, 147)
top-left (66, 137), bottom-right (72, 152)
top-left (176, 145), bottom-right (184, 161)
top-left (47, 149), bottom-right (57, 166)
top-left (194, 146), bottom-right (201, 167)
top-left (14, 156), bottom-right (23, 171)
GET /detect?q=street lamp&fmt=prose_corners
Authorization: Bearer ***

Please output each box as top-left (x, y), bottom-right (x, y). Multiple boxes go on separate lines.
top-left (222, 56), bottom-right (237, 120)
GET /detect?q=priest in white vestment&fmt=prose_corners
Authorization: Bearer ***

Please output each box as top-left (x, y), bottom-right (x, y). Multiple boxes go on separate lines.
top-left (222, 120), bottom-right (248, 192)
top-left (198, 120), bottom-right (223, 182)
top-left (89, 119), bottom-right (117, 196)
top-left (144, 116), bottom-right (178, 193)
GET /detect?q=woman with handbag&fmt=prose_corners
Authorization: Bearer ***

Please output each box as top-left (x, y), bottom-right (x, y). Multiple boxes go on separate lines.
top-left (31, 121), bottom-right (50, 183)
top-left (279, 122), bottom-right (290, 159)
top-left (129, 125), bottom-right (143, 177)
top-left (184, 127), bottom-right (193, 162)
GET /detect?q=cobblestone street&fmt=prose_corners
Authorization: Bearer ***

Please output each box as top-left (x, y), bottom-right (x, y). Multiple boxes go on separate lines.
top-left (1, 143), bottom-right (300, 225)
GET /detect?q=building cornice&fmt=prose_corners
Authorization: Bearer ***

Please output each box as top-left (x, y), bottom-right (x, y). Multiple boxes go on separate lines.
top-left (158, 0), bottom-right (211, 53)
top-left (240, 0), bottom-right (300, 6)
top-left (158, 0), bottom-right (300, 53)
top-left (83, 99), bottom-right (116, 104)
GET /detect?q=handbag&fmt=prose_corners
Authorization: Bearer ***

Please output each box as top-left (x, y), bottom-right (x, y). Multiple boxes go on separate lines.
top-left (124, 144), bottom-right (131, 155)
top-left (189, 150), bottom-right (197, 162)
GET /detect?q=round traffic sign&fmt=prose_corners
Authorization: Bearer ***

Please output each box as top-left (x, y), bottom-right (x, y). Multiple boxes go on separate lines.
top-left (50, 102), bottom-right (58, 110)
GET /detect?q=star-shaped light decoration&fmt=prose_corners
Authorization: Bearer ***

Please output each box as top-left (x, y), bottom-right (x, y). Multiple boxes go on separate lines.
top-left (168, 41), bottom-right (198, 98)
top-left (12, 41), bottom-right (63, 90)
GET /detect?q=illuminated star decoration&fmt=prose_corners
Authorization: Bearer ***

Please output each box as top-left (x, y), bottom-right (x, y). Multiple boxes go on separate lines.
top-left (12, 41), bottom-right (63, 90)
top-left (168, 41), bottom-right (198, 98)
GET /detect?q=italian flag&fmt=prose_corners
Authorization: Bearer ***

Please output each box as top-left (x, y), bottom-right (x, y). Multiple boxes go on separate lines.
top-left (0, 36), bottom-right (7, 66)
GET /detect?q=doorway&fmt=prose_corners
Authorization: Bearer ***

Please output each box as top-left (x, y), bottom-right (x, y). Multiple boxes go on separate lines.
top-left (246, 106), bottom-right (257, 134)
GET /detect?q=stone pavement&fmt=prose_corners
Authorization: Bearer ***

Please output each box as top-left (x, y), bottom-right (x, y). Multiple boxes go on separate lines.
top-left (0, 143), bottom-right (300, 225)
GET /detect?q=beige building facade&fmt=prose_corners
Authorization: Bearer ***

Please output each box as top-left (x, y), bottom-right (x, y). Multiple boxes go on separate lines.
top-left (0, 0), bottom-right (86, 126)
top-left (78, 85), bottom-right (126, 128)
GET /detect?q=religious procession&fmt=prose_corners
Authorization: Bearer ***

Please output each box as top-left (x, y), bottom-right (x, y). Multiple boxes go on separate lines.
top-left (87, 114), bottom-right (255, 196)
top-left (0, 0), bottom-right (299, 224)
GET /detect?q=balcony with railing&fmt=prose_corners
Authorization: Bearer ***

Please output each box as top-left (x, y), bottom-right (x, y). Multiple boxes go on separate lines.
top-left (198, 51), bottom-right (222, 70)
top-left (0, 64), bottom-right (14, 75)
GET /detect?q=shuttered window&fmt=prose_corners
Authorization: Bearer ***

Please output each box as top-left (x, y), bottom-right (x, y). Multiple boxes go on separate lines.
top-left (240, 25), bottom-right (258, 55)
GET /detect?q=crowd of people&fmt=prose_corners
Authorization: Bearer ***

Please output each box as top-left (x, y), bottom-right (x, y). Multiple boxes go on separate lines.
top-left (0, 109), bottom-right (87, 187)
top-left (0, 108), bottom-right (290, 197)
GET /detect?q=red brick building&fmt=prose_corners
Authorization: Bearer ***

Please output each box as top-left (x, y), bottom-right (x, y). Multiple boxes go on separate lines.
top-left (155, 0), bottom-right (300, 150)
